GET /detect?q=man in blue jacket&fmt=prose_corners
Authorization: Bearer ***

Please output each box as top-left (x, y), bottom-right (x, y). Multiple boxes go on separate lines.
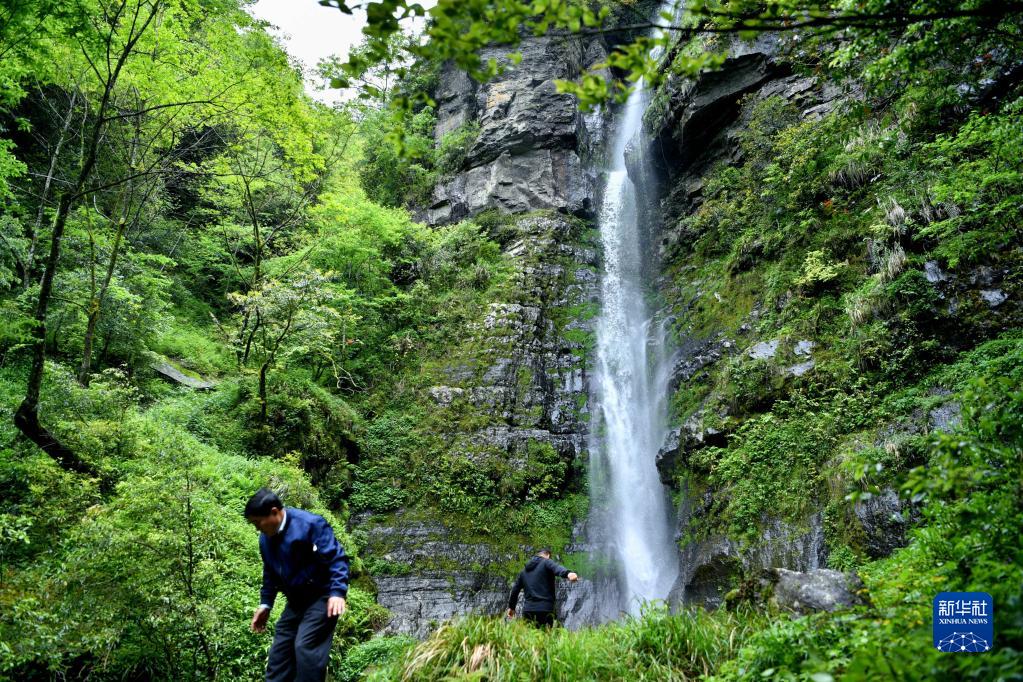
top-left (507, 549), bottom-right (578, 627)
top-left (246, 488), bottom-right (349, 682)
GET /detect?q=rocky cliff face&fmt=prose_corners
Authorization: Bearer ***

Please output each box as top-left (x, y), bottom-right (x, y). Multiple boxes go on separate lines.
top-left (363, 25), bottom-right (650, 638)
top-left (425, 35), bottom-right (610, 225)
top-left (641, 29), bottom-right (1018, 610)
top-left (643, 35), bottom-right (842, 226)
top-left (634, 34), bottom-right (844, 609)
top-left (363, 15), bottom-right (1020, 636)
top-left (371, 30), bottom-right (856, 633)
top-left (361, 210), bottom-right (601, 635)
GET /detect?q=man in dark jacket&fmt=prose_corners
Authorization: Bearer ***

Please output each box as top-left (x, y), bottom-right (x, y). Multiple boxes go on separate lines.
top-left (507, 549), bottom-right (578, 626)
top-left (246, 488), bottom-right (350, 682)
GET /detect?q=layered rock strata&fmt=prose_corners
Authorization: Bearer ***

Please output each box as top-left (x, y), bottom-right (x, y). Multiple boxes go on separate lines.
top-left (425, 35), bottom-right (610, 225)
top-left (363, 212), bottom-right (600, 635)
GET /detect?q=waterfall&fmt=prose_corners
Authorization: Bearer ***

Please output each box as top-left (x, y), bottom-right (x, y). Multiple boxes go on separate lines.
top-left (588, 4), bottom-right (680, 616)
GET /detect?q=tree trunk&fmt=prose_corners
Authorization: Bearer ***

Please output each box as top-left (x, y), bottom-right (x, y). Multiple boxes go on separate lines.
top-left (15, 194), bottom-right (93, 474)
top-left (78, 217), bottom-right (127, 385)
top-left (258, 360), bottom-right (269, 424)
top-left (242, 308), bottom-right (260, 365)
top-left (14, 0), bottom-right (162, 473)
top-left (98, 331), bottom-right (112, 367)
top-left (24, 90), bottom-right (78, 290)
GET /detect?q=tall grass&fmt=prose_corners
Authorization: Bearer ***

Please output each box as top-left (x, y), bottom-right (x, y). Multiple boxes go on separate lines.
top-left (368, 605), bottom-right (766, 681)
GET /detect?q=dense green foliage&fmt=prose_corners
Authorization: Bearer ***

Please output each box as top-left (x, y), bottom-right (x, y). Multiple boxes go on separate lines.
top-left (0, 0), bottom-right (1020, 679)
top-left (661, 45), bottom-right (1022, 546)
top-left (322, 0), bottom-right (1023, 140)
top-left (0, 0), bottom-right (520, 678)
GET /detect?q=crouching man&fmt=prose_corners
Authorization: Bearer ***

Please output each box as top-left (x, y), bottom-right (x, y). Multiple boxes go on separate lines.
top-left (507, 549), bottom-right (578, 627)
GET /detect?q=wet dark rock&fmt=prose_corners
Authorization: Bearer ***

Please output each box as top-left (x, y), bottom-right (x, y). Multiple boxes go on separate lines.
top-left (929, 401), bottom-right (962, 433)
top-left (558, 575), bottom-right (619, 628)
top-left (357, 513), bottom-right (517, 637)
top-left (980, 289), bottom-right (1008, 307)
top-left (655, 414), bottom-right (727, 485)
top-left (669, 480), bottom-right (827, 608)
top-left (854, 489), bottom-right (910, 559)
top-left (650, 37), bottom-right (843, 253)
top-left (376, 573), bottom-right (510, 638)
top-left (667, 336), bottom-right (733, 394)
top-left (363, 512), bottom-right (604, 636)
top-left (925, 260), bottom-right (948, 283)
top-left (655, 428), bottom-right (683, 485)
top-left (558, 518), bottom-right (622, 628)
top-left (671, 514), bottom-right (828, 609)
top-left (686, 554), bottom-right (743, 607)
top-left (647, 37), bottom-right (789, 173)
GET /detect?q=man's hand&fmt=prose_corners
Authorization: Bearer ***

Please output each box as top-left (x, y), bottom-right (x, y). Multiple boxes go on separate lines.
top-left (327, 596), bottom-right (347, 619)
top-left (567, 572), bottom-right (579, 582)
top-left (507, 608), bottom-right (515, 618)
top-left (251, 606), bottom-right (270, 633)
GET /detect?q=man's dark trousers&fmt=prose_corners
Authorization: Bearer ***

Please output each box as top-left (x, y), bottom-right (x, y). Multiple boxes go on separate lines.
top-left (522, 611), bottom-right (556, 627)
top-left (266, 595), bottom-right (337, 682)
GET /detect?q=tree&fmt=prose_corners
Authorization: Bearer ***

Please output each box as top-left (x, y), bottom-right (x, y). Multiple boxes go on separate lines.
top-left (12, 0), bottom-right (324, 462)
top-left (18, 87), bottom-right (82, 291)
top-left (15, 0), bottom-right (168, 473)
top-left (202, 117), bottom-right (353, 365)
top-left (228, 269), bottom-right (344, 428)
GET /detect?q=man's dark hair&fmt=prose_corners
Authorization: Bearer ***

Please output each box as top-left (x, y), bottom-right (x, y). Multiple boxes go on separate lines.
top-left (245, 488), bottom-right (283, 517)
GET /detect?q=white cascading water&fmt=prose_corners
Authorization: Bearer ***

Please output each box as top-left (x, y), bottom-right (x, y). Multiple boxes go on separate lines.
top-left (589, 9), bottom-right (680, 615)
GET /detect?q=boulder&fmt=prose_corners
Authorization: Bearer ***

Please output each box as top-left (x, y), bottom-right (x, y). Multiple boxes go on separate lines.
top-left (427, 149), bottom-right (593, 224)
top-left (376, 573), bottom-right (510, 638)
top-left (980, 289), bottom-right (1008, 307)
top-left (748, 339), bottom-right (779, 360)
top-left (152, 359), bottom-right (215, 390)
top-left (769, 568), bottom-right (866, 613)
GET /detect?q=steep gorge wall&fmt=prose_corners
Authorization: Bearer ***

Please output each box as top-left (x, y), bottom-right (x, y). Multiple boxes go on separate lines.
top-left (647, 35), bottom-right (841, 608)
top-left (642, 34), bottom-right (1020, 608)
top-left (362, 19), bottom-right (1021, 635)
top-left (363, 33), bottom-right (612, 636)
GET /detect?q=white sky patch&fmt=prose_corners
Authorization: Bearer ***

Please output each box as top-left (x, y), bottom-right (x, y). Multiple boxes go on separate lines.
top-left (248, 0), bottom-right (436, 106)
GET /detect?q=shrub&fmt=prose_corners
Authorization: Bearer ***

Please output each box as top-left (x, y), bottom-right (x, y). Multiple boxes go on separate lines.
top-left (337, 635), bottom-right (415, 682)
